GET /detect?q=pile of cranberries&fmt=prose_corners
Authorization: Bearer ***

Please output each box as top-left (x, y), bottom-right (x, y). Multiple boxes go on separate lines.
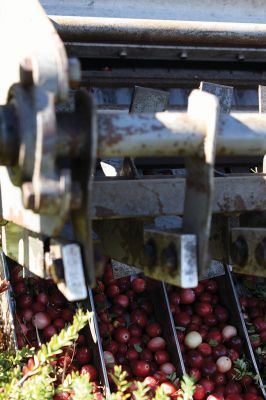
top-left (167, 278), bottom-right (263, 400)
top-left (9, 264), bottom-right (101, 400)
top-left (11, 264), bottom-right (77, 347)
top-left (237, 276), bottom-right (266, 383)
top-left (94, 263), bottom-right (179, 395)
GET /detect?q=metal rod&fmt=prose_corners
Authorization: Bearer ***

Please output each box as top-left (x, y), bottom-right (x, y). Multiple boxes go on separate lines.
top-left (97, 111), bottom-right (266, 157)
top-left (50, 16), bottom-right (266, 47)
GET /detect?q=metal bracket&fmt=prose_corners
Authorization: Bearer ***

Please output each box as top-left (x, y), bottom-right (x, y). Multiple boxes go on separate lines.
top-left (230, 227), bottom-right (266, 277)
top-left (1, 222), bottom-right (90, 301)
top-left (143, 229), bottom-right (197, 288)
top-left (71, 90), bottom-right (98, 286)
top-left (47, 240), bottom-right (87, 301)
top-left (200, 82), bottom-right (234, 271)
top-left (183, 89), bottom-right (219, 277)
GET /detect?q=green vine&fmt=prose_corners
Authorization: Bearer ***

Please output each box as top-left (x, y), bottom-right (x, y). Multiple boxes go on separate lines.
top-left (0, 309), bottom-right (195, 400)
top-left (0, 309), bottom-right (90, 399)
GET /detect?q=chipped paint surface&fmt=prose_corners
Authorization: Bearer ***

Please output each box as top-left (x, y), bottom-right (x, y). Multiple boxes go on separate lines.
top-left (92, 175), bottom-right (266, 219)
top-left (97, 111), bottom-right (266, 158)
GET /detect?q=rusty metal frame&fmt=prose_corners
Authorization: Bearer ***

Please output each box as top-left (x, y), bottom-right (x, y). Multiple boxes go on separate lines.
top-left (92, 174), bottom-right (266, 219)
top-left (97, 108), bottom-right (266, 158)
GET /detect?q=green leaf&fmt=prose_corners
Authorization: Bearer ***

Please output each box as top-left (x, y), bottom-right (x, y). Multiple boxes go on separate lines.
top-left (250, 334), bottom-right (260, 341)
top-left (167, 372), bottom-right (178, 383)
top-left (134, 344), bottom-right (143, 353)
top-left (209, 339), bottom-right (218, 347)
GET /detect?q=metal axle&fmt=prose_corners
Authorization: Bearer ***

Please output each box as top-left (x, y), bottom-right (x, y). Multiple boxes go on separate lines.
top-left (51, 16), bottom-right (266, 47)
top-left (1, 102), bottom-right (266, 168)
top-left (97, 111), bottom-right (266, 158)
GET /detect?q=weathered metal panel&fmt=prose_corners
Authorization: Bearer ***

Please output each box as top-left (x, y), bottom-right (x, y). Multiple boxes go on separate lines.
top-left (83, 68), bottom-right (266, 90)
top-left (231, 227), bottom-right (266, 277)
top-left (43, 1), bottom-right (266, 23)
top-left (92, 175), bottom-right (266, 218)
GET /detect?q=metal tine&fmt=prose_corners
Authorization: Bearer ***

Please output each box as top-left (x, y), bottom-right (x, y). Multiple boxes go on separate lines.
top-left (258, 85), bottom-right (266, 173)
top-left (88, 289), bottom-right (111, 397)
top-left (197, 82), bottom-right (233, 279)
top-left (221, 265), bottom-right (266, 397)
top-left (199, 82), bottom-right (233, 114)
top-left (200, 82), bottom-right (233, 178)
top-left (160, 281), bottom-right (186, 376)
top-left (146, 278), bottom-right (186, 377)
top-left (0, 252), bottom-right (18, 351)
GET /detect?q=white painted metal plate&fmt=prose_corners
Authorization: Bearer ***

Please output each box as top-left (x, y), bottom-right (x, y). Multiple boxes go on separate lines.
top-left (28, 236), bottom-right (46, 278)
top-left (180, 234), bottom-right (198, 288)
top-left (61, 244), bottom-right (87, 301)
top-left (42, 0), bottom-right (266, 23)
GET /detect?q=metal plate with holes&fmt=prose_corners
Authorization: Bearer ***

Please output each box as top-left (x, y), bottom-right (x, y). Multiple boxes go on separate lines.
top-left (231, 227), bottom-right (266, 277)
top-left (143, 229), bottom-right (198, 288)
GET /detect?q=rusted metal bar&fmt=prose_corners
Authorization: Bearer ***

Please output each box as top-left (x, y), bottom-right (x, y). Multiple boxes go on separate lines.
top-left (50, 16), bottom-right (266, 47)
top-left (97, 111), bottom-right (266, 157)
top-left (92, 175), bottom-right (266, 219)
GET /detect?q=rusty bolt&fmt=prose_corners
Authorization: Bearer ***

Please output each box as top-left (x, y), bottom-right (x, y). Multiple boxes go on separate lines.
top-left (180, 51), bottom-right (188, 60)
top-left (142, 239), bottom-right (157, 267)
top-left (20, 58), bottom-right (34, 87)
top-left (255, 238), bottom-right (266, 268)
top-left (161, 243), bottom-right (177, 270)
top-left (119, 50), bottom-right (127, 58)
top-left (237, 54), bottom-right (245, 61)
top-left (230, 236), bottom-right (248, 267)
